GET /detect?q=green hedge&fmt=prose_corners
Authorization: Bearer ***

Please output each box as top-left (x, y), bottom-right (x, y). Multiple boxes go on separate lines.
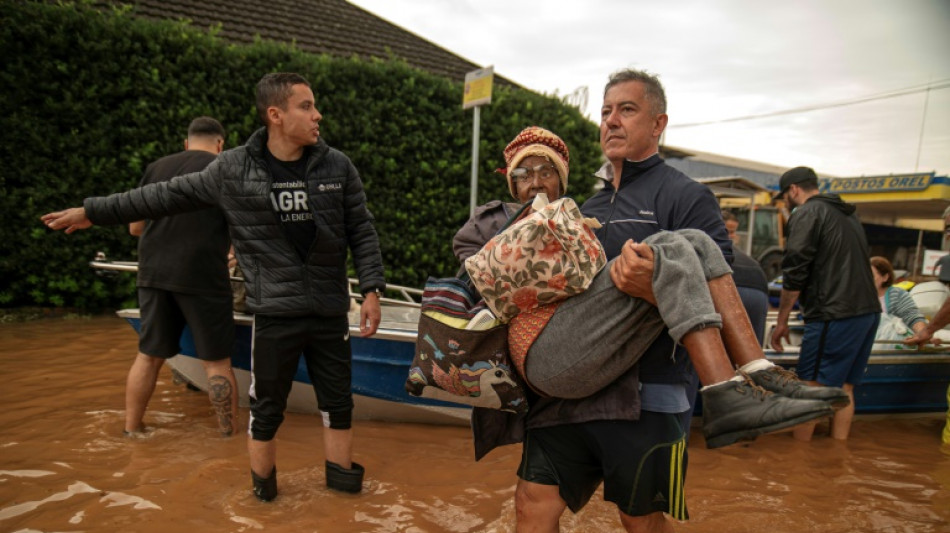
top-left (0, 0), bottom-right (601, 310)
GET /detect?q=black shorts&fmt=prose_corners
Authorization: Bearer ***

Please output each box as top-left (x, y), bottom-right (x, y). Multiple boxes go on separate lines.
top-left (137, 287), bottom-right (234, 361)
top-left (249, 314), bottom-right (353, 439)
top-left (518, 412), bottom-right (688, 520)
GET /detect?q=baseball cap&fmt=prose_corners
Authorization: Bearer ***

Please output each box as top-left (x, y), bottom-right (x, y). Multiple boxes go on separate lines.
top-left (775, 166), bottom-right (818, 200)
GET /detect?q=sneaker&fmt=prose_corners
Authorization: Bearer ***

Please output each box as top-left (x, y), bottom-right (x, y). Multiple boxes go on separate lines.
top-left (251, 467), bottom-right (277, 502)
top-left (748, 366), bottom-right (850, 409)
top-left (701, 376), bottom-right (833, 449)
top-left (326, 461), bottom-right (365, 493)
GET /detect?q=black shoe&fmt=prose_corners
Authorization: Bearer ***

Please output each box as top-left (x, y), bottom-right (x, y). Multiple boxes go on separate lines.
top-left (701, 376), bottom-right (833, 449)
top-left (252, 467), bottom-right (277, 502)
top-left (748, 365), bottom-right (850, 409)
top-left (326, 461), bottom-right (364, 493)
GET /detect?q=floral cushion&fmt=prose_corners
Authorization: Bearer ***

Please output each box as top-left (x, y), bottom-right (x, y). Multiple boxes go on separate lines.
top-left (464, 194), bottom-right (606, 323)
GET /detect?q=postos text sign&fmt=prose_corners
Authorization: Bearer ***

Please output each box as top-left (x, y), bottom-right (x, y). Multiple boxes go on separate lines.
top-left (821, 172), bottom-right (935, 194)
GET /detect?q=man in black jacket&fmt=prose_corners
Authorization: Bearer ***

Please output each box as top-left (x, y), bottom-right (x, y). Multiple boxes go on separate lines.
top-left (42, 73), bottom-right (385, 502)
top-left (126, 116), bottom-right (238, 438)
top-left (770, 166), bottom-right (880, 441)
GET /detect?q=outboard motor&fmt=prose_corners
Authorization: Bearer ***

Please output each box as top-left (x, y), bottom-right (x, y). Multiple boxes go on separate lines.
top-left (910, 281), bottom-right (950, 324)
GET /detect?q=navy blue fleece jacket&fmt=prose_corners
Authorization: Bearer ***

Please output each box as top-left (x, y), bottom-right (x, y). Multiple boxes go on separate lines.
top-left (581, 154), bottom-right (732, 385)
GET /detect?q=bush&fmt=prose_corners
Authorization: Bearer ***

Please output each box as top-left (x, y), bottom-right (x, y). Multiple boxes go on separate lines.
top-left (0, 0), bottom-right (600, 310)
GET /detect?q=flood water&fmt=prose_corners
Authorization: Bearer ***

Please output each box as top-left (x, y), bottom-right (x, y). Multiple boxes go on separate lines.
top-left (1, 316), bottom-right (949, 533)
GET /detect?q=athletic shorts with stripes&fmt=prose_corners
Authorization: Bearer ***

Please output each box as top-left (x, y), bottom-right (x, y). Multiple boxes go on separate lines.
top-left (518, 411), bottom-right (688, 520)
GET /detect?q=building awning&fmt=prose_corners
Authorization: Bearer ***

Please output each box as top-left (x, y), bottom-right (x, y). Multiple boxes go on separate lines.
top-left (823, 173), bottom-right (950, 231)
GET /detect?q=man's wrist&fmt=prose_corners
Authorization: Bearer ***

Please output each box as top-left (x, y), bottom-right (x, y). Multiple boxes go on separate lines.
top-left (363, 288), bottom-right (382, 298)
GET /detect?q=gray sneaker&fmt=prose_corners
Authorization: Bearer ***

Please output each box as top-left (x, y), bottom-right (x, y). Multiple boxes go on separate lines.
top-left (701, 376), bottom-right (833, 449)
top-left (749, 365), bottom-right (850, 409)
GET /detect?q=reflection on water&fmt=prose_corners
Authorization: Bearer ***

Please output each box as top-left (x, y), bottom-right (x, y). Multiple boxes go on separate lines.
top-left (1, 317), bottom-right (949, 532)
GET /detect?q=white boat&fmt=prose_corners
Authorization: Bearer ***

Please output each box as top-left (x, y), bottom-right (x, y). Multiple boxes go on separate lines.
top-left (758, 279), bottom-right (950, 414)
top-left (96, 260), bottom-right (470, 426)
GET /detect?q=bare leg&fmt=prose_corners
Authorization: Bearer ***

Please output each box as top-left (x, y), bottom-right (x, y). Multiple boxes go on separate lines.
top-left (790, 378), bottom-right (845, 441)
top-left (202, 359), bottom-right (238, 436)
top-left (248, 437), bottom-right (277, 478)
top-left (125, 352), bottom-right (164, 433)
top-left (515, 480), bottom-right (566, 533)
top-left (707, 274), bottom-right (766, 367)
top-left (792, 417), bottom-right (818, 441)
top-left (619, 511), bottom-right (674, 533)
top-left (829, 384), bottom-right (856, 440)
top-left (323, 427), bottom-right (353, 468)
top-left (688, 276), bottom-right (836, 448)
top-left (706, 270), bottom-right (850, 408)
top-left (680, 328), bottom-right (737, 385)
top-left (248, 436), bottom-right (278, 501)
top-left (323, 425), bottom-right (364, 493)
top-left (944, 384), bottom-right (950, 446)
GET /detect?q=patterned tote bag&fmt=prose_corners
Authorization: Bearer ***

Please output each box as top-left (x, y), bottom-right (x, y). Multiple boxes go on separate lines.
top-left (405, 276), bottom-right (528, 413)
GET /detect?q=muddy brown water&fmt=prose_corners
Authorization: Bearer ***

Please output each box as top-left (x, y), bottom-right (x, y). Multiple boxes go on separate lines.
top-left (1, 317), bottom-right (948, 532)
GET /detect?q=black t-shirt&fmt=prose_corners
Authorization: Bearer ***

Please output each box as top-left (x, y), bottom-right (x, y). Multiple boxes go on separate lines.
top-left (265, 146), bottom-right (316, 261)
top-left (137, 150), bottom-right (231, 296)
top-left (731, 248), bottom-right (769, 293)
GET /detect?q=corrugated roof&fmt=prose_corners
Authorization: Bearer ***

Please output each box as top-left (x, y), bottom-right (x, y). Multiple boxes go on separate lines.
top-left (661, 144), bottom-right (797, 176)
top-left (95, 0), bottom-right (520, 87)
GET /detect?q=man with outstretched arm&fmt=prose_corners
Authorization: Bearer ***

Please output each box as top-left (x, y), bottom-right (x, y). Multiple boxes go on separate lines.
top-left (42, 72), bottom-right (385, 502)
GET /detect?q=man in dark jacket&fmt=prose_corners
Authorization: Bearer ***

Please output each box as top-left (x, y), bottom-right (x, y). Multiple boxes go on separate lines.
top-left (42, 73), bottom-right (385, 502)
top-left (514, 69), bottom-right (843, 533)
top-left (125, 116), bottom-right (238, 438)
top-left (770, 166), bottom-right (880, 442)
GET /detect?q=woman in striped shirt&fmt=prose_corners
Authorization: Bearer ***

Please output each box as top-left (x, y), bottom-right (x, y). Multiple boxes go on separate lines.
top-left (870, 256), bottom-right (928, 341)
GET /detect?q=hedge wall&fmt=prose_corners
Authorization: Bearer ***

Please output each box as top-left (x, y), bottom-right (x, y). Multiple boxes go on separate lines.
top-left (0, 0), bottom-right (601, 310)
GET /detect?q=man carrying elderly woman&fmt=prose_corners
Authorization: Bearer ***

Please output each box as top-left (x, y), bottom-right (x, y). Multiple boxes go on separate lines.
top-left (456, 119), bottom-right (847, 530)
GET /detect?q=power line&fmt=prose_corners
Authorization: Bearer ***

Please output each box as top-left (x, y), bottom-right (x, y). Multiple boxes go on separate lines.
top-left (669, 79), bottom-right (950, 128)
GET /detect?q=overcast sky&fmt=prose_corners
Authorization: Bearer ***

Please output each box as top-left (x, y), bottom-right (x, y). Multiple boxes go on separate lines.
top-left (349, 0), bottom-right (950, 178)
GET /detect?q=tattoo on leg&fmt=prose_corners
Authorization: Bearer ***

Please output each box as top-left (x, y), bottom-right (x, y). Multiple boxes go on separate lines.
top-left (208, 375), bottom-right (234, 436)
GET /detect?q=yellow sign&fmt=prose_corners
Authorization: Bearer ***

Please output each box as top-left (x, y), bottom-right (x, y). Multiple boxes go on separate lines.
top-left (463, 66), bottom-right (494, 109)
top-left (820, 173), bottom-right (934, 194)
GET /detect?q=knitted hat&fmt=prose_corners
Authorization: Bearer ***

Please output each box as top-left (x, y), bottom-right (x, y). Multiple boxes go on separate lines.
top-left (502, 126), bottom-right (570, 199)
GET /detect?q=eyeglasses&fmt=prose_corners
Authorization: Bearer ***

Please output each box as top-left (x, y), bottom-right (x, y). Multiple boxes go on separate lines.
top-left (511, 164), bottom-right (558, 185)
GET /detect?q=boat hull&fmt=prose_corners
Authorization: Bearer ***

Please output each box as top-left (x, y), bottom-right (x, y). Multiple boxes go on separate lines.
top-left (116, 308), bottom-right (950, 424)
top-left (762, 317), bottom-right (950, 414)
top-left (767, 353), bottom-right (950, 414)
top-left (116, 308), bottom-right (470, 426)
